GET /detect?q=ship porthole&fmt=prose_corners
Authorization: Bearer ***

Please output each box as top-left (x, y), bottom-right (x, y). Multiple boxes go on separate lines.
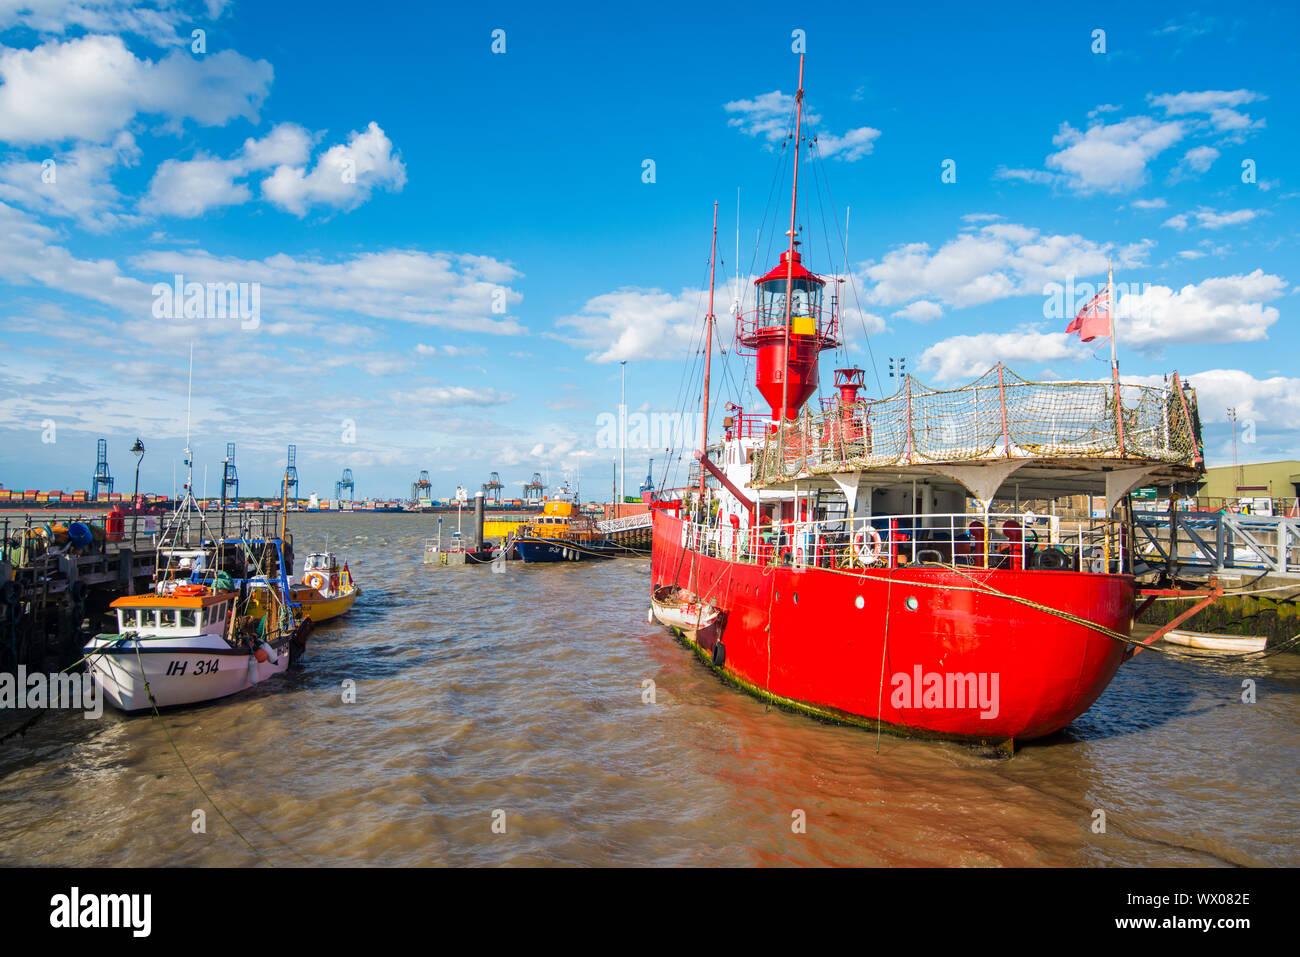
top-left (905, 596), bottom-right (919, 611)
top-left (854, 595), bottom-right (864, 609)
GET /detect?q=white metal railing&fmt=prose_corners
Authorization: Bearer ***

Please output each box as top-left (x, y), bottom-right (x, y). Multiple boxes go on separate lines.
top-left (598, 512), bottom-right (653, 533)
top-left (678, 510), bottom-right (1130, 574)
top-left (1133, 510), bottom-right (1300, 578)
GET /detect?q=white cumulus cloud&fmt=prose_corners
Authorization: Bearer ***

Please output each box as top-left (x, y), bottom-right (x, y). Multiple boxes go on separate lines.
top-left (1120, 270), bottom-right (1285, 350)
top-left (0, 34), bottom-right (272, 144)
top-left (724, 90), bottom-right (881, 162)
top-left (261, 121), bottom-right (406, 216)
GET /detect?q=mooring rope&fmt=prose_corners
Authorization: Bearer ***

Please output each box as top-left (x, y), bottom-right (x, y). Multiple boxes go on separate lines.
top-left (676, 528), bottom-right (1298, 662)
top-left (130, 639), bottom-right (272, 865)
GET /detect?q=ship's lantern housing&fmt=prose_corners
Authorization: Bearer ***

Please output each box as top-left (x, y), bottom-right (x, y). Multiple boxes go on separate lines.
top-left (736, 246), bottom-right (839, 421)
top-left (834, 367), bottom-right (865, 405)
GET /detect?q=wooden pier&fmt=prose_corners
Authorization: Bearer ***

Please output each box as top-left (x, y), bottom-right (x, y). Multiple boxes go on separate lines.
top-left (1, 514), bottom-right (157, 674)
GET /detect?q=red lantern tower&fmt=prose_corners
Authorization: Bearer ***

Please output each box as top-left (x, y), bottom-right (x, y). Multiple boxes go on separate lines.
top-left (736, 55), bottom-right (839, 422)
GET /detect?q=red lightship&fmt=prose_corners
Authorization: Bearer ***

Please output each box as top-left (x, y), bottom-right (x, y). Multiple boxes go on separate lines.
top-left (648, 58), bottom-right (1205, 747)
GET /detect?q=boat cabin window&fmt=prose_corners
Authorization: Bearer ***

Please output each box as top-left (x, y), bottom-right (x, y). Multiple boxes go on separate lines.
top-left (180, 610), bottom-right (197, 628)
top-left (756, 278), bottom-right (821, 329)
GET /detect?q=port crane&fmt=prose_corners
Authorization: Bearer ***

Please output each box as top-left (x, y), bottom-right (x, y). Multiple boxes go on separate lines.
top-left (221, 443), bottom-right (239, 507)
top-left (283, 445), bottom-right (298, 500)
top-left (412, 470), bottom-right (433, 505)
top-left (336, 468), bottom-right (355, 501)
top-left (91, 438), bottom-right (114, 501)
top-left (522, 472), bottom-right (546, 505)
top-left (482, 471), bottom-right (504, 504)
top-left (639, 458), bottom-right (654, 502)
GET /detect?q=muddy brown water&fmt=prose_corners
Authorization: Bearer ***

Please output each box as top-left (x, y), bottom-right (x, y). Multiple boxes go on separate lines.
top-left (1, 514), bottom-right (1297, 866)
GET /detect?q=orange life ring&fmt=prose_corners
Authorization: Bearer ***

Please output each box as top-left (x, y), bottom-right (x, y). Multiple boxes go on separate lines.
top-left (174, 584), bottom-right (207, 597)
top-left (305, 572), bottom-right (327, 592)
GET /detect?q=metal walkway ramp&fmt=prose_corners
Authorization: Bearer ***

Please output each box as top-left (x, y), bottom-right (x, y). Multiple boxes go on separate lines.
top-left (1134, 510), bottom-right (1300, 579)
top-left (597, 512), bottom-right (653, 534)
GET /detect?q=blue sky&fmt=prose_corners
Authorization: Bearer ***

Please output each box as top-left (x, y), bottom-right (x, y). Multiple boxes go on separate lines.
top-left (0, 0), bottom-right (1295, 499)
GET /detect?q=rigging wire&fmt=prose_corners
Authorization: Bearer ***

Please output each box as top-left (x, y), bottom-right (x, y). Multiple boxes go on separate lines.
top-left (807, 130), bottom-right (886, 398)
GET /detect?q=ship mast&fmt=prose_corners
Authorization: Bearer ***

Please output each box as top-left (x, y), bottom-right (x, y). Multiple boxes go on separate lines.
top-left (701, 200), bottom-right (718, 493)
top-left (780, 54), bottom-right (806, 424)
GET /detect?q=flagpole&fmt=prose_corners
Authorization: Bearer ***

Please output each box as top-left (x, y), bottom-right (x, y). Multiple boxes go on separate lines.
top-left (1107, 257), bottom-right (1118, 380)
top-left (1107, 256), bottom-right (1125, 456)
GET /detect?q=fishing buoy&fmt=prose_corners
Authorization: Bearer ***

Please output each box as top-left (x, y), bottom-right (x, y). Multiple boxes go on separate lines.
top-left (258, 641), bottom-right (278, 664)
top-left (67, 521), bottom-right (93, 549)
top-left (646, 607), bottom-right (654, 623)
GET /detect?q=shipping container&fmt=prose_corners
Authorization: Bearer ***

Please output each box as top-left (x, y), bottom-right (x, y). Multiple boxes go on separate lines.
top-left (0, 490), bottom-right (11, 501)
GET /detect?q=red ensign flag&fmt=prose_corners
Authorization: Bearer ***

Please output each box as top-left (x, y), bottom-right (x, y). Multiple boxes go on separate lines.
top-left (1065, 287), bottom-right (1110, 342)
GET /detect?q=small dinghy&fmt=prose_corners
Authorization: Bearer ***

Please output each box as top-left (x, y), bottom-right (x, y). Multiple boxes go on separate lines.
top-left (1163, 629), bottom-right (1268, 653)
top-left (650, 585), bottom-right (726, 661)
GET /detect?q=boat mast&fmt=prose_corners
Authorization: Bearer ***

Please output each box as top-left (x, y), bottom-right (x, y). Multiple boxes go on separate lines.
top-left (701, 200), bottom-right (718, 493)
top-left (780, 54), bottom-right (806, 423)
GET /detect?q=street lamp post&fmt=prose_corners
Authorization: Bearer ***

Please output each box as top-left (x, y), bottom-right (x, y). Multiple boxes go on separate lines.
top-left (130, 438), bottom-right (145, 547)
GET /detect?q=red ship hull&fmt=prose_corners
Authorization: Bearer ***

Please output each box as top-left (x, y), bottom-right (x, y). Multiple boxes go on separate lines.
top-left (651, 512), bottom-right (1134, 743)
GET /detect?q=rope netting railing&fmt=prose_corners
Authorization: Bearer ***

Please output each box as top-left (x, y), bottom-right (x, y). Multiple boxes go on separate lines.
top-left (753, 365), bottom-right (1202, 484)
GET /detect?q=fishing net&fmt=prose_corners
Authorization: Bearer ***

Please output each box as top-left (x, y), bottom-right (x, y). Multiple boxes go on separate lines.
top-left (754, 365), bottom-right (1202, 484)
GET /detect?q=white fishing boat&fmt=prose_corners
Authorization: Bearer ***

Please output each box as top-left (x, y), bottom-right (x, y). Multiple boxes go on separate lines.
top-left (1163, 630), bottom-right (1268, 653)
top-left (83, 345), bottom-right (308, 712)
top-left (85, 583), bottom-right (299, 712)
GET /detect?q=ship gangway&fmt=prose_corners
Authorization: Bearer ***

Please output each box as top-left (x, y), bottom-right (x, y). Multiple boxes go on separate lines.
top-left (1134, 509), bottom-right (1300, 582)
top-left (597, 511), bottom-right (653, 551)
